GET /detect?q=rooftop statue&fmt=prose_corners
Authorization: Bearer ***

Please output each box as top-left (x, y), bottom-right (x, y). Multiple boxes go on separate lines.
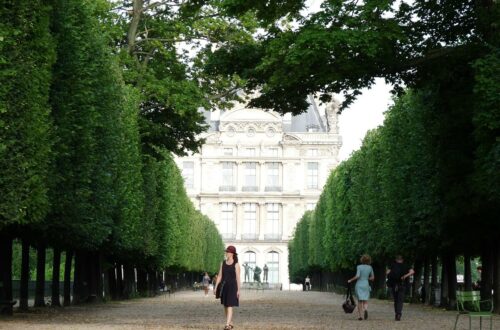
top-left (325, 98), bottom-right (340, 134)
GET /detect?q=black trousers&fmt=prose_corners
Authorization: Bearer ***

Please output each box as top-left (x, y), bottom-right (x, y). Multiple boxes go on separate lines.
top-left (391, 284), bottom-right (406, 315)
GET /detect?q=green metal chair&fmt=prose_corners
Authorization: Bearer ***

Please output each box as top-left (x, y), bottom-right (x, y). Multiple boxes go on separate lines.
top-left (454, 291), bottom-right (494, 330)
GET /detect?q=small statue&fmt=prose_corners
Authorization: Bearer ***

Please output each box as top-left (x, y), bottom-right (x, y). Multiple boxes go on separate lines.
top-left (253, 266), bottom-right (262, 283)
top-left (325, 98), bottom-right (340, 134)
top-left (243, 262), bottom-right (252, 282)
top-left (263, 264), bottom-right (269, 282)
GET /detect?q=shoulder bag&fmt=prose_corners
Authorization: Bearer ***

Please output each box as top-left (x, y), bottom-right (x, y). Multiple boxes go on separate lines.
top-left (215, 280), bottom-right (225, 299)
top-left (342, 283), bottom-right (356, 314)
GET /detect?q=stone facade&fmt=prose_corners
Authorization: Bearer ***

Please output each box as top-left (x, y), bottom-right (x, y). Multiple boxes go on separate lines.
top-left (174, 98), bottom-right (341, 288)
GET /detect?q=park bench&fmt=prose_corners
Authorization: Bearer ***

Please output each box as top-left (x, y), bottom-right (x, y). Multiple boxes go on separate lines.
top-left (453, 291), bottom-right (494, 330)
top-left (0, 300), bottom-right (17, 316)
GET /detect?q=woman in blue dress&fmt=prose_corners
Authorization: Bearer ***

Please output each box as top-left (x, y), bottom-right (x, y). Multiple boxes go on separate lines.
top-left (348, 254), bottom-right (375, 320)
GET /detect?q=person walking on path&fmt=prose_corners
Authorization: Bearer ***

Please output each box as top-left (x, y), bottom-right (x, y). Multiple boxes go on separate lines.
top-left (305, 275), bottom-right (311, 291)
top-left (348, 254), bottom-right (375, 321)
top-left (387, 255), bottom-right (415, 321)
top-left (202, 272), bottom-right (211, 297)
top-left (214, 245), bottom-right (241, 330)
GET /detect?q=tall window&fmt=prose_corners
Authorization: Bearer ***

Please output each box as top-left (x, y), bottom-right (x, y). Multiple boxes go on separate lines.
top-left (220, 203), bottom-right (234, 239)
top-left (266, 203), bottom-right (280, 238)
top-left (307, 162), bottom-right (319, 189)
top-left (307, 148), bottom-right (318, 157)
top-left (182, 161), bottom-right (194, 188)
top-left (269, 148), bottom-right (279, 157)
top-left (245, 148), bottom-right (256, 157)
top-left (243, 203), bottom-right (257, 239)
top-left (244, 162), bottom-right (257, 188)
top-left (221, 162), bottom-right (235, 189)
top-left (266, 251), bottom-right (279, 283)
top-left (266, 163), bottom-right (279, 187)
top-left (242, 251), bottom-right (256, 282)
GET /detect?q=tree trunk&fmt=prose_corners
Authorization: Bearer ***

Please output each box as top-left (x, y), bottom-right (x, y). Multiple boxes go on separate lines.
top-left (63, 250), bottom-right (73, 306)
top-left (493, 241), bottom-right (500, 314)
top-left (86, 252), bottom-right (100, 303)
top-left (445, 253), bottom-right (457, 310)
top-left (423, 258), bottom-right (430, 304)
top-left (73, 251), bottom-right (89, 304)
top-left (148, 270), bottom-right (158, 297)
top-left (34, 243), bottom-right (46, 307)
top-left (411, 259), bottom-right (423, 302)
top-left (19, 239), bottom-right (30, 311)
top-left (430, 256), bottom-right (438, 305)
top-left (51, 248), bottom-right (61, 307)
top-left (127, 0), bottom-right (144, 54)
top-left (153, 271), bottom-right (159, 296)
top-left (440, 257), bottom-right (449, 308)
top-left (464, 253), bottom-right (472, 291)
top-left (108, 265), bottom-right (117, 300)
top-left (123, 265), bottom-right (135, 299)
top-left (480, 248), bottom-right (493, 300)
top-left (116, 264), bottom-right (124, 299)
top-left (102, 263), bottom-right (110, 301)
top-left (137, 268), bottom-right (147, 296)
top-left (0, 235), bottom-right (14, 315)
top-left (97, 253), bottom-right (104, 301)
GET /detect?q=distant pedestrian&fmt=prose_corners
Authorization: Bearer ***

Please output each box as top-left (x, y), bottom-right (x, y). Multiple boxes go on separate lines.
top-left (212, 273), bottom-right (218, 290)
top-left (387, 255), bottom-right (415, 321)
top-left (348, 254), bottom-right (375, 320)
top-left (305, 275), bottom-right (311, 291)
top-left (202, 272), bottom-right (211, 297)
top-left (214, 245), bottom-right (241, 330)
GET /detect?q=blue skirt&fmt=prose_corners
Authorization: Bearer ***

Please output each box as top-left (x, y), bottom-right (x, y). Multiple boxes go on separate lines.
top-left (355, 280), bottom-right (371, 300)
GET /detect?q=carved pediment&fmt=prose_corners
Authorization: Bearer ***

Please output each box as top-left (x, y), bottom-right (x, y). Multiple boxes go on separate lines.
top-left (203, 132), bottom-right (220, 143)
top-left (282, 134), bottom-right (301, 143)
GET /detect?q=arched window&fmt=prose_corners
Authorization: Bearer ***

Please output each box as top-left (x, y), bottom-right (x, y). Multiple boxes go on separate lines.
top-left (266, 251), bottom-right (279, 284)
top-left (242, 251), bottom-right (256, 283)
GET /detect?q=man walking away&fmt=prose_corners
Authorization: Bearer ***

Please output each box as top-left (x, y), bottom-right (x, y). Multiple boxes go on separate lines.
top-left (387, 255), bottom-right (414, 321)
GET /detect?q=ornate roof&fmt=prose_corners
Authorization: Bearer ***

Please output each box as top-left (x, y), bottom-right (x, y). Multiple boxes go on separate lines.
top-left (204, 96), bottom-right (330, 133)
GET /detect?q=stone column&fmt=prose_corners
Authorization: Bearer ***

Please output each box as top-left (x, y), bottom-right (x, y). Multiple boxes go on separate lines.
top-left (236, 161), bottom-right (243, 191)
top-left (279, 203), bottom-right (284, 240)
top-left (236, 202), bottom-right (244, 240)
top-left (259, 202), bottom-right (266, 240)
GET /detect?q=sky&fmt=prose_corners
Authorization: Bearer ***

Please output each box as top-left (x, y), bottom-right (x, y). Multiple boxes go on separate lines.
top-left (335, 79), bottom-right (393, 161)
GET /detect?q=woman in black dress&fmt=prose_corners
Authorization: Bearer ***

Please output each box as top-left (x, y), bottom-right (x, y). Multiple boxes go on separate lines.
top-left (214, 245), bottom-right (241, 330)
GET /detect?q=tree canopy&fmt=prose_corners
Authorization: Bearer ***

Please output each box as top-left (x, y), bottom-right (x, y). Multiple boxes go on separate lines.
top-left (203, 0), bottom-right (499, 114)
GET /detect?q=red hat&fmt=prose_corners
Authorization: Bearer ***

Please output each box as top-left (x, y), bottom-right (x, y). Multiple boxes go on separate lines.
top-left (225, 245), bottom-right (237, 255)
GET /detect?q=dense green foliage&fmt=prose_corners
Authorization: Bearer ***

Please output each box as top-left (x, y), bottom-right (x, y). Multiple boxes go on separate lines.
top-left (203, 0), bottom-right (498, 113)
top-left (0, 0), bottom-right (225, 310)
top-left (289, 87), bottom-right (499, 308)
top-left (0, 0), bottom-right (55, 229)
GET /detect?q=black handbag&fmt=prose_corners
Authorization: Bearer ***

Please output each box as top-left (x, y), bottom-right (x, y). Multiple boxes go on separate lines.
top-left (215, 281), bottom-right (225, 299)
top-left (342, 284), bottom-right (356, 314)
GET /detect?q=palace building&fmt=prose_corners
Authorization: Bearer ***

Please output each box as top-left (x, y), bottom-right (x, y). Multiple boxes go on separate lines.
top-left (174, 96), bottom-right (342, 288)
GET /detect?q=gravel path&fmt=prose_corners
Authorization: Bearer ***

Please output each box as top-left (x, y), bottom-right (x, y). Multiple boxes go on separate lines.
top-left (1, 290), bottom-right (497, 329)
